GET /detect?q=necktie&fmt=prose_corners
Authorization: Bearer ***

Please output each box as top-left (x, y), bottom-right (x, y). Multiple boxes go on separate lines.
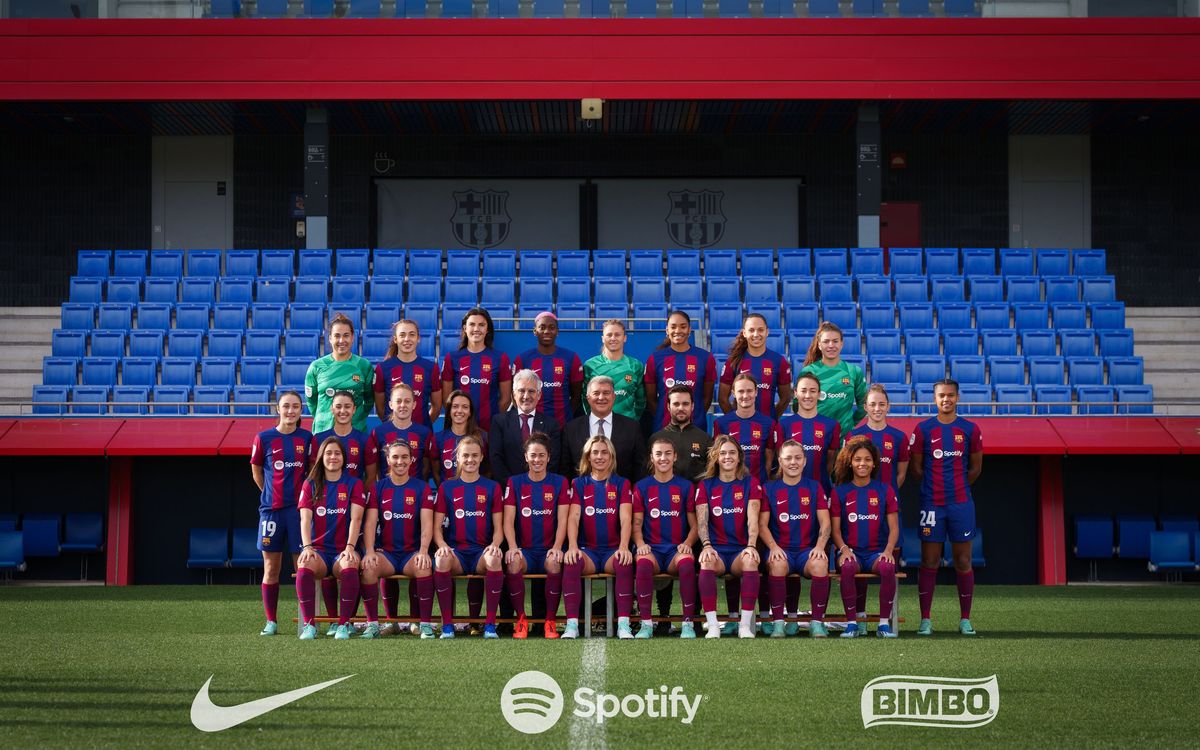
top-left (520, 413), bottom-right (531, 440)
top-left (597, 418), bottom-right (606, 438)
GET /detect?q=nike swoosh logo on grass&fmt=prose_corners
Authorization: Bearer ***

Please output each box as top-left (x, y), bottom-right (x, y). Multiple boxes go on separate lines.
top-left (191, 674), bottom-right (354, 732)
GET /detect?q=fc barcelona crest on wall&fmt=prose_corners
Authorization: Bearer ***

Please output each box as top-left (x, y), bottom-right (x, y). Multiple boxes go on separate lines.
top-left (666, 189), bottom-right (726, 248)
top-left (451, 190), bottom-right (511, 249)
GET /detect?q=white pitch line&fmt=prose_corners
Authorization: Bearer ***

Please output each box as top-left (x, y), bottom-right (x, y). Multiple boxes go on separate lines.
top-left (568, 638), bottom-right (608, 750)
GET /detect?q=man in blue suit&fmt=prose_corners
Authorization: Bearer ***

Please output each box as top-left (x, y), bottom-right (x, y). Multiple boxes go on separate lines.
top-left (489, 368), bottom-right (562, 486)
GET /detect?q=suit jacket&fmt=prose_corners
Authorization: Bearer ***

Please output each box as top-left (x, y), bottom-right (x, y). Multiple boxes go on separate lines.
top-left (489, 409), bottom-right (562, 485)
top-left (562, 412), bottom-right (648, 482)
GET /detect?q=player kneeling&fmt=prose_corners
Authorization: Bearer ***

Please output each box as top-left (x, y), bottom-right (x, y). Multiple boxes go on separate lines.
top-left (296, 436), bottom-right (367, 640)
top-left (695, 436), bottom-right (763, 639)
top-left (830, 436), bottom-right (900, 638)
top-left (759, 440), bottom-right (833, 638)
top-left (432, 436), bottom-right (505, 639)
top-left (631, 438), bottom-right (699, 639)
top-left (502, 433), bottom-right (571, 639)
top-left (360, 441), bottom-right (435, 639)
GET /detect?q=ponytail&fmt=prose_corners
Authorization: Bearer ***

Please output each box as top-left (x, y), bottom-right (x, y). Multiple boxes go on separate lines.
top-left (803, 321), bottom-right (843, 368)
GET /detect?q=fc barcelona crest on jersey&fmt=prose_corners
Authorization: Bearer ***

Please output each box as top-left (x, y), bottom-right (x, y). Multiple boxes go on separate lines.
top-left (955, 434), bottom-right (964, 443)
top-left (666, 190), bottom-right (726, 248)
top-left (451, 190), bottom-right (511, 249)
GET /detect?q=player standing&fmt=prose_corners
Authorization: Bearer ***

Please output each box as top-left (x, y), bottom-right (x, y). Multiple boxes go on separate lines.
top-left (512, 312), bottom-right (584, 429)
top-left (777, 373), bottom-right (841, 494)
top-left (367, 383), bottom-right (432, 482)
top-left (717, 313), bottom-right (792, 418)
top-left (713, 373), bottom-right (778, 484)
top-left (644, 310), bottom-right (718, 432)
top-left (305, 312), bottom-right (374, 433)
top-left (440, 307), bottom-right (512, 432)
top-left (583, 319), bottom-right (646, 422)
top-left (800, 321), bottom-right (868, 437)
top-left (373, 318), bottom-right (442, 426)
top-left (909, 379), bottom-right (983, 636)
top-left (429, 389), bottom-right (488, 485)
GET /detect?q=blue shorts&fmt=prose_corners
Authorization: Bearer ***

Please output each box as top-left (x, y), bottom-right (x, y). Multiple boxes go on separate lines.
top-left (580, 547), bottom-right (619, 572)
top-left (451, 547), bottom-right (486, 574)
top-left (712, 544), bottom-right (748, 572)
top-left (257, 507), bottom-right (302, 554)
top-left (855, 550), bottom-right (892, 573)
top-left (316, 549), bottom-right (341, 572)
top-left (781, 548), bottom-right (818, 575)
top-left (920, 501), bottom-right (976, 544)
top-left (519, 548), bottom-right (550, 575)
top-left (647, 544), bottom-right (683, 572)
top-left (380, 549), bottom-right (419, 575)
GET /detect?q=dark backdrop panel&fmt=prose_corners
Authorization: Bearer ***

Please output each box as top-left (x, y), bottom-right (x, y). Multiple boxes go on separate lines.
top-left (233, 134), bottom-right (305, 252)
top-left (0, 135), bottom-right (150, 305)
top-left (1092, 135), bottom-right (1200, 306)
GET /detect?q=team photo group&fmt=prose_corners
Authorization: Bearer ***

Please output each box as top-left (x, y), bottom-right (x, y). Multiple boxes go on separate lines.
top-left (251, 305), bottom-right (983, 641)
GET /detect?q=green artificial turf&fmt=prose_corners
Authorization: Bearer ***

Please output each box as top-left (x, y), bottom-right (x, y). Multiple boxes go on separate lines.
top-left (0, 584), bottom-right (1197, 748)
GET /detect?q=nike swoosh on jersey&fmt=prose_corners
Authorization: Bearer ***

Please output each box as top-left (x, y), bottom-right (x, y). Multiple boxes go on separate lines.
top-left (190, 674), bottom-right (353, 732)
top-left (931, 438), bottom-right (941, 443)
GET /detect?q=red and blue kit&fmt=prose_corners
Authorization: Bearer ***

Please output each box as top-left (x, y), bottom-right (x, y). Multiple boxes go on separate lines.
top-left (633, 475), bottom-right (695, 569)
top-left (910, 416), bottom-right (983, 542)
top-left (644, 346), bottom-right (718, 431)
top-left (369, 475), bottom-right (432, 571)
top-left (847, 424), bottom-right (911, 492)
top-left (694, 476), bottom-right (763, 569)
top-left (713, 412), bottom-right (779, 483)
top-left (298, 474), bottom-right (367, 569)
top-left (428, 429), bottom-right (487, 480)
top-left (513, 347), bottom-right (584, 429)
top-left (435, 476), bottom-right (503, 571)
top-left (776, 413), bottom-right (841, 493)
top-left (311, 428), bottom-right (369, 479)
top-left (719, 350), bottom-right (792, 418)
top-left (571, 474), bottom-right (633, 569)
top-left (831, 480), bottom-right (899, 570)
top-left (505, 472), bottom-right (570, 573)
top-left (367, 421), bottom-right (432, 480)
top-left (763, 478), bottom-right (828, 568)
top-left (374, 356), bottom-right (441, 426)
top-left (440, 347), bottom-right (512, 431)
top-left (250, 426), bottom-right (313, 552)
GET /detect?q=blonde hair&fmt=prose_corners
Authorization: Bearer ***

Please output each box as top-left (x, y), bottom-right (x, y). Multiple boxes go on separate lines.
top-left (453, 435), bottom-right (486, 479)
top-left (771, 439), bottom-right (807, 480)
top-left (578, 435), bottom-right (617, 480)
top-left (704, 434), bottom-right (747, 480)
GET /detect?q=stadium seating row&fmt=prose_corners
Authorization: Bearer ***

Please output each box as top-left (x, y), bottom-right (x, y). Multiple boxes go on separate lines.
top-left (1074, 514), bottom-right (1200, 578)
top-left (187, 527), bottom-right (263, 583)
top-left (0, 513), bottom-right (104, 579)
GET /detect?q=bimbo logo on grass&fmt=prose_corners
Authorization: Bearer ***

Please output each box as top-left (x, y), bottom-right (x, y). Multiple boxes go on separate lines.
top-left (500, 671), bottom-right (702, 735)
top-left (861, 675), bottom-right (999, 729)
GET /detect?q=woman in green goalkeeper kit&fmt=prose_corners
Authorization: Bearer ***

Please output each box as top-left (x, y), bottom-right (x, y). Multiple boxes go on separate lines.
top-left (799, 321), bottom-right (868, 437)
top-left (305, 312), bottom-right (375, 433)
top-left (583, 319), bottom-right (646, 421)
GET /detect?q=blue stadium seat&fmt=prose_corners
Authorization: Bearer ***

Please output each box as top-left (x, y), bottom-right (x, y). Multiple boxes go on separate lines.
top-left (780, 278), bottom-right (816, 303)
top-left (745, 302), bottom-right (781, 329)
top-left (1036, 248), bottom-right (1070, 277)
top-left (994, 384), bottom-right (1033, 415)
top-left (1068, 357), bottom-right (1105, 386)
top-left (887, 248), bottom-right (922, 277)
top-left (32, 385), bottom-right (69, 415)
top-left (785, 303), bottom-right (819, 331)
top-left (69, 278), bottom-right (103, 304)
top-left (369, 277), bottom-right (404, 304)
top-left (840, 330), bottom-right (862, 356)
top-left (594, 302), bottom-right (628, 321)
top-left (1012, 302), bottom-right (1049, 331)
top-left (403, 249), bottom-right (439, 279)
top-left (813, 248), bottom-right (847, 276)
top-left (1028, 356), bottom-right (1065, 387)
top-left (516, 278), bottom-right (552, 307)
top-left (201, 359), bottom-right (237, 387)
top-left (512, 303), bottom-right (540, 330)
top-left (1020, 330), bottom-right (1057, 357)
top-left (255, 277), bottom-right (290, 304)
top-left (870, 355), bottom-right (906, 385)
top-left (233, 385), bottom-right (272, 415)
top-left (893, 277), bottom-right (927, 303)
top-left (1076, 385), bottom-right (1115, 415)
top-left (961, 247), bottom-right (996, 277)
top-left (1106, 356), bottom-right (1144, 386)
top-left (441, 303), bottom-right (476, 332)
top-left (709, 303), bottom-right (744, 332)
top-left (1161, 515), bottom-right (1199, 535)
top-left (22, 514), bottom-right (62, 557)
top-left (328, 305), bottom-right (361, 333)
top-left (120, 358), bottom-right (158, 388)
top-left (293, 277), bottom-right (328, 304)
top-left (171, 303), bottom-right (206, 332)
top-left (1051, 302), bottom-right (1087, 330)
top-left (701, 278), bottom-right (736, 304)
top-left (818, 276), bottom-right (853, 303)
top-left (248, 303), bottom-right (284, 331)
top-left (1116, 384), bottom-right (1154, 415)
top-left (446, 249), bottom-right (480, 278)
top-left (61, 512), bottom-right (104, 578)
top-left (239, 358), bottom-right (276, 388)
top-left (361, 330), bottom-right (391, 360)
top-left (1098, 329), bottom-right (1134, 358)
top-left (372, 249), bottom-right (406, 277)
top-left (631, 302), bottom-right (670, 330)
top-left (1072, 249), bottom-right (1107, 277)
top-left (777, 248), bottom-right (811, 276)
top-left (557, 250), bottom-right (591, 278)
top-left (187, 528), bottom-right (228, 572)
top-left (553, 278), bottom-right (589, 307)
top-left (225, 250), bottom-right (258, 278)
top-left (742, 277), bottom-right (777, 304)
top-left (167, 330), bottom-right (203, 359)
top-left (851, 247), bottom-right (884, 277)
top-left (1005, 276), bottom-right (1041, 303)
top-left (909, 355), bottom-right (946, 385)
top-left (207, 331), bottom-right (242, 358)
top-left (974, 302), bottom-right (1009, 331)
top-left (968, 276), bottom-right (1003, 303)
top-left (406, 277), bottom-right (441, 304)
top-left (981, 330), bottom-right (1017, 357)
top-left (930, 276), bottom-right (964, 303)
top-left (213, 304), bottom-right (248, 331)
top-left (260, 249), bottom-right (294, 277)
top-left (925, 248), bottom-right (958, 277)
top-left (710, 329), bottom-right (738, 355)
top-left (1043, 276), bottom-right (1078, 303)
top-left (97, 303), bottom-right (134, 331)
top-left (336, 248), bottom-right (370, 277)
top-left (133, 303), bottom-right (169, 332)
top-left (958, 384), bottom-right (992, 416)
top-left (942, 330), bottom-right (978, 357)
top-left (856, 276), bottom-right (891, 303)
top-left (860, 302), bottom-right (896, 330)
top-left (364, 303), bottom-right (399, 331)
top-left (1034, 385), bottom-right (1072, 415)
top-left (82, 357), bottom-right (118, 386)
top-left (445, 278), bottom-right (480, 304)
top-left (1148, 531), bottom-right (1197, 574)
top-left (950, 356), bottom-right (986, 385)
top-left (913, 384), bottom-right (935, 414)
top-left (181, 277), bottom-right (217, 303)
top-left (186, 250), bottom-right (220, 278)
top-left (1115, 514), bottom-right (1155, 559)
top-left (934, 302), bottom-right (970, 330)
top-left (245, 331), bottom-right (280, 358)
top-left (739, 249), bottom-right (773, 277)
top-left (821, 302), bottom-right (857, 331)
top-left (161, 357), bottom-right (197, 387)
top-left (299, 249), bottom-right (332, 278)
top-left (62, 303), bottom-right (95, 331)
top-left (77, 250), bottom-right (111, 278)
top-left (1090, 302), bottom-right (1125, 330)
top-left (151, 385), bottom-right (190, 415)
top-left (592, 249), bottom-right (627, 278)
top-left (440, 330), bottom-right (463, 355)
top-left (866, 330), bottom-right (901, 356)
top-left (403, 303), bottom-right (438, 333)
top-left (193, 385), bottom-right (231, 415)
top-left (1081, 276), bottom-right (1116, 302)
top-left (510, 250), bottom-right (548, 279)
top-left (555, 302), bottom-right (590, 330)
top-left (621, 249), bottom-right (660, 279)
top-left (43, 357), bottom-right (79, 386)
top-left (52, 330), bottom-right (87, 358)
top-left (71, 385), bottom-right (110, 415)
top-left (113, 250), bottom-right (147, 278)
top-left (904, 329), bottom-right (940, 356)
top-left (230, 527), bottom-right (264, 570)
top-left (988, 356), bottom-right (1026, 386)
top-left (143, 277), bottom-right (177, 303)
top-left (630, 278), bottom-right (666, 303)
top-left (1000, 247), bottom-right (1034, 276)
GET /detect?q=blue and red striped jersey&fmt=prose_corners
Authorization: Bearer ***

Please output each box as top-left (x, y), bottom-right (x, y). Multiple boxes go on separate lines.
top-left (298, 474), bottom-right (366, 553)
top-left (311, 428), bottom-right (370, 479)
top-left (847, 424), bottom-right (911, 493)
top-left (909, 417), bottom-right (983, 506)
top-left (435, 476), bottom-right (502, 550)
top-left (776, 413), bottom-right (841, 493)
top-left (513, 347), bottom-right (584, 429)
top-left (428, 429), bottom-right (487, 481)
top-left (713, 412), bottom-right (779, 483)
top-left (250, 427), bottom-right (313, 511)
top-left (373, 356), bottom-right (441, 425)
top-left (570, 475), bottom-right (632, 550)
top-left (440, 348), bottom-right (512, 431)
top-left (633, 476), bottom-right (695, 547)
top-left (366, 421), bottom-right (432, 480)
top-left (504, 472), bottom-right (570, 550)
top-left (719, 349), bottom-right (792, 418)
top-left (644, 345), bottom-right (718, 431)
top-left (762, 478), bottom-right (828, 552)
top-left (830, 480), bottom-right (899, 554)
top-left (368, 475), bottom-right (432, 554)
top-left (694, 476), bottom-right (763, 548)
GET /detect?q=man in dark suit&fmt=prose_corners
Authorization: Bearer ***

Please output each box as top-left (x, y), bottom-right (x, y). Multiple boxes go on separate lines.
top-left (489, 368), bottom-right (562, 485)
top-left (562, 375), bottom-right (648, 481)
